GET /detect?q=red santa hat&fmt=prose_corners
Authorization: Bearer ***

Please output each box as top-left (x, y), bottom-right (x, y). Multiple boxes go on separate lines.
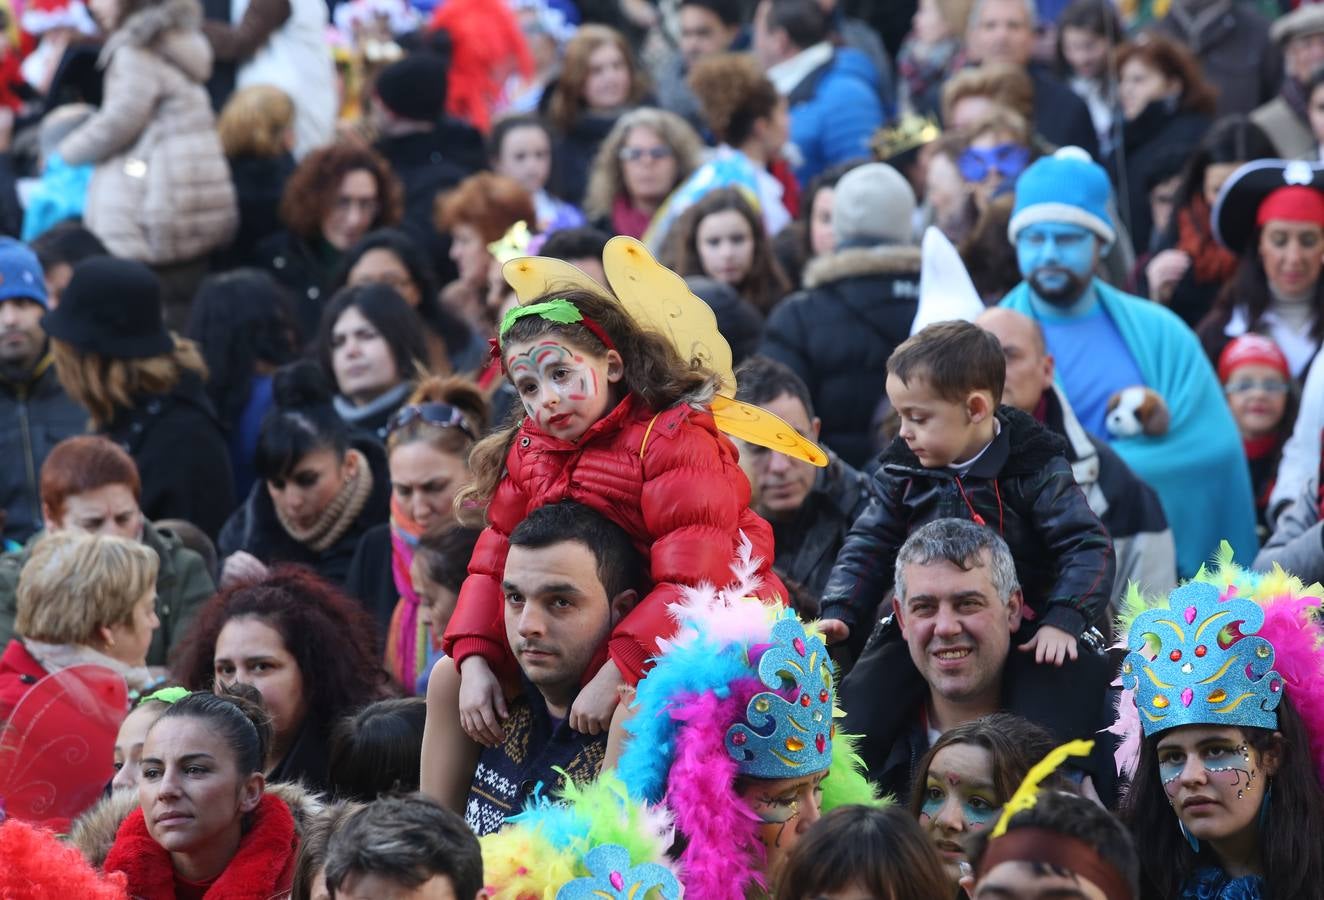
top-left (1217, 334), bottom-right (1291, 383)
top-left (22, 0), bottom-right (97, 36)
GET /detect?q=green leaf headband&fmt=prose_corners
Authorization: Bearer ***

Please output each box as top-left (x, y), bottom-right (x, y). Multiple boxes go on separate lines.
top-left (138, 686), bottom-right (190, 706)
top-left (498, 298), bottom-right (584, 338)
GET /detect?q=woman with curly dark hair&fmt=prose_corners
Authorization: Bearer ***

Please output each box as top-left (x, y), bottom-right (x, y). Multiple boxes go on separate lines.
top-left (256, 142), bottom-right (404, 341)
top-left (170, 565), bottom-right (397, 791)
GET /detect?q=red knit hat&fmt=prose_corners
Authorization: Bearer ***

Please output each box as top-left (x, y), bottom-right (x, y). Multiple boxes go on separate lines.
top-left (1217, 334), bottom-right (1291, 382)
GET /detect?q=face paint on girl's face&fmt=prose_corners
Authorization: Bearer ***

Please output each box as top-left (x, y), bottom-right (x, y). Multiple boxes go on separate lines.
top-left (1156, 726), bottom-right (1277, 846)
top-left (919, 744), bottom-right (1001, 882)
top-left (504, 338), bottom-right (623, 442)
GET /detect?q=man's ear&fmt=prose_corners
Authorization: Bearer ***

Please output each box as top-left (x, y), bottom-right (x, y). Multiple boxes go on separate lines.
top-left (1005, 588), bottom-right (1024, 631)
top-left (811, 416), bottom-right (822, 440)
top-left (605, 349), bottom-right (625, 384)
top-left (892, 596), bottom-right (908, 638)
top-left (609, 589), bottom-right (639, 625)
top-left (42, 504), bottom-right (63, 531)
top-left (1041, 353), bottom-right (1056, 390)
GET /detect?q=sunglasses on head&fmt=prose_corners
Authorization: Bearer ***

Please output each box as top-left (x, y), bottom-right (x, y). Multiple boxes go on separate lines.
top-left (387, 403), bottom-right (477, 441)
top-left (957, 143), bottom-right (1031, 184)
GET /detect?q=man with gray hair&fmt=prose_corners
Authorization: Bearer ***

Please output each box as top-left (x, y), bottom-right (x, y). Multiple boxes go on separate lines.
top-left (842, 518), bottom-right (1117, 802)
top-left (324, 793), bottom-right (488, 899)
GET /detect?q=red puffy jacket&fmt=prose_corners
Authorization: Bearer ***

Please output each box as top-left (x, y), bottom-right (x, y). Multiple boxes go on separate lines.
top-left (443, 392), bottom-right (785, 684)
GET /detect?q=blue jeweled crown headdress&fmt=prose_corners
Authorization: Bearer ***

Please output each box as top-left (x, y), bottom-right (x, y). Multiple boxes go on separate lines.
top-left (1121, 581), bottom-right (1282, 736)
top-left (725, 614), bottom-right (835, 779)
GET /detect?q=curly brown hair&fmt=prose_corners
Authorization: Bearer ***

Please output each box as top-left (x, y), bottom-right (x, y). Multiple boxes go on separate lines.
top-left (687, 53), bottom-right (781, 146)
top-left (169, 566), bottom-right (397, 736)
top-left (1115, 32), bottom-right (1218, 117)
top-left (941, 63), bottom-right (1035, 125)
top-left (434, 172), bottom-right (537, 243)
top-left (546, 24), bottom-right (650, 133)
top-left (280, 142), bottom-right (404, 241)
top-left (582, 108), bottom-right (704, 222)
top-left (456, 288), bottom-right (716, 523)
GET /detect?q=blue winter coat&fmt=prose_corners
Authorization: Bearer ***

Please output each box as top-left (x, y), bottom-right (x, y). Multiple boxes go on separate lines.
top-left (787, 47), bottom-right (887, 185)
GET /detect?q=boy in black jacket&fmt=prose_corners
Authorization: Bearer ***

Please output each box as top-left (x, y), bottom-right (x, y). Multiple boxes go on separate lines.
top-left (821, 320), bottom-right (1114, 652)
top-left (821, 322), bottom-right (1116, 782)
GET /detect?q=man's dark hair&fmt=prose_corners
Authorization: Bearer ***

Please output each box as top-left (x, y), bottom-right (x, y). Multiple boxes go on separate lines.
top-left (539, 226), bottom-right (612, 264)
top-left (30, 221), bottom-right (107, 272)
top-left (887, 320), bottom-right (1006, 404)
top-left (734, 355), bottom-right (815, 418)
top-left (325, 793), bottom-right (482, 898)
top-left (509, 501), bottom-right (646, 601)
top-left (764, 0), bottom-right (829, 50)
top-left (681, 0), bottom-right (744, 26)
top-left (968, 791), bottom-right (1140, 897)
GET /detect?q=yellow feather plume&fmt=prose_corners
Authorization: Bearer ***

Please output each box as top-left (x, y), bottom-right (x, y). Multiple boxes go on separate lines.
top-left (990, 739), bottom-right (1094, 838)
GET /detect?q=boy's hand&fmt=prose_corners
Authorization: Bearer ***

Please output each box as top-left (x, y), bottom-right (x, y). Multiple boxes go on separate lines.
top-left (1018, 625), bottom-right (1078, 666)
top-left (458, 656), bottom-right (508, 747)
top-left (818, 618), bottom-right (851, 645)
top-left (569, 659), bottom-right (624, 735)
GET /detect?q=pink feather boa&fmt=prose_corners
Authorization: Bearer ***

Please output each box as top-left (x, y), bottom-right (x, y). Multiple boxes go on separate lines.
top-left (1255, 595), bottom-right (1324, 785)
top-left (664, 680), bottom-right (767, 899)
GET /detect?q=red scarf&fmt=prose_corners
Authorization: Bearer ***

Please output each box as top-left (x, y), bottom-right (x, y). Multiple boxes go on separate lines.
top-left (611, 194), bottom-right (654, 240)
top-left (103, 794), bottom-right (298, 900)
top-left (1176, 194), bottom-right (1239, 284)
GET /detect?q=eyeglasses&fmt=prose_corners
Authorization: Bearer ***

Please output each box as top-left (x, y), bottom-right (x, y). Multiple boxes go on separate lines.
top-left (387, 403), bottom-right (477, 441)
top-left (618, 146), bottom-right (674, 163)
top-left (1224, 378), bottom-right (1290, 396)
top-left (957, 143), bottom-right (1031, 183)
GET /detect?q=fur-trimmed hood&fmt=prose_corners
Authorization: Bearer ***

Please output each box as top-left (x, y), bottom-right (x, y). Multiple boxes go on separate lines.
top-left (67, 779), bottom-right (326, 869)
top-left (101, 0), bottom-right (211, 83)
top-left (801, 244), bottom-right (922, 290)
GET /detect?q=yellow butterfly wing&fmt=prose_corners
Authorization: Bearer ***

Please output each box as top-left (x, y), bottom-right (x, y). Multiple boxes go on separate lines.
top-left (602, 235), bottom-right (736, 391)
top-left (711, 395), bottom-right (828, 467)
top-left (502, 255), bottom-right (611, 305)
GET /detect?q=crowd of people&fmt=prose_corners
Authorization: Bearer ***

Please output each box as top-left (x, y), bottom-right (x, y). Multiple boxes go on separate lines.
top-left (1, 0), bottom-right (1324, 897)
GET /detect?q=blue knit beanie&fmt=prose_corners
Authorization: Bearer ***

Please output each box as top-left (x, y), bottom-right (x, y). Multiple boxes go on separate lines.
top-left (1008, 147), bottom-right (1116, 248)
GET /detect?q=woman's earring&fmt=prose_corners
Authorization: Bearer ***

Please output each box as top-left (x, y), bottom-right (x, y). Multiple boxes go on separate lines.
top-left (1179, 819), bottom-right (1200, 853)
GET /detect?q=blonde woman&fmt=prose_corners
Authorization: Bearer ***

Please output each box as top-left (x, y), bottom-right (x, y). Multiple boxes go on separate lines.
top-left (0, 531), bottom-right (160, 719)
top-left (43, 256), bottom-right (236, 539)
top-left (216, 84), bottom-right (297, 265)
top-left (582, 107), bottom-right (703, 239)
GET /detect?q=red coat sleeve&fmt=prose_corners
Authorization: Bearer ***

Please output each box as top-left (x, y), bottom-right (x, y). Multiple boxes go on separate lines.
top-left (609, 408), bottom-right (772, 683)
top-left (440, 468), bottom-right (529, 677)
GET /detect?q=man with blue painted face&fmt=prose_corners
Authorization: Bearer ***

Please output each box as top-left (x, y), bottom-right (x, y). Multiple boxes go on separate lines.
top-left (1000, 148), bottom-right (1257, 578)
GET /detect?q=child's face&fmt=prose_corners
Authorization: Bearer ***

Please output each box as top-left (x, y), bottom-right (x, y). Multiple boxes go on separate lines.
top-left (887, 374), bottom-right (993, 468)
top-left (1223, 363), bottom-right (1289, 440)
top-left (504, 336), bottom-right (624, 442)
top-left (495, 125), bottom-right (552, 197)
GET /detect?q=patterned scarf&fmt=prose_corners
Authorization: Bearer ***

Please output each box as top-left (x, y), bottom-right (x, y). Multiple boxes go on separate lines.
top-left (273, 449), bottom-right (373, 553)
top-left (384, 493), bottom-right (431, 689)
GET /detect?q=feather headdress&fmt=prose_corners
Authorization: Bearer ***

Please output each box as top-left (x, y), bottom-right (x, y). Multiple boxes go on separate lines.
top-left (1111, 543), bottom-right (1324, 783)
top-left (616, 541), bottom-right (879, 899)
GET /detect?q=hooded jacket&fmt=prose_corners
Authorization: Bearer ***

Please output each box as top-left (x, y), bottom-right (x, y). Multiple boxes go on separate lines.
top-left (218, 435), bottom-right (391, 587)
top-left (59, 0), bottom-right (238, 265)
top-left (71, 780), bottom-right (322, 876)
top-left (760, 245), bottom-right (920, 468)
top-left (821, 406), bottom-right (1115, 638)
top-left (442, 392), bottom-right (786, 684)
top-left (0, 519), bottom-right (214, 666)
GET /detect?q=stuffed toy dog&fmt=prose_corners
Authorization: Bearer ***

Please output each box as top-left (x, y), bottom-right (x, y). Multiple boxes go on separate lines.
top-left (1105, 386), bottom-right (1170, 438)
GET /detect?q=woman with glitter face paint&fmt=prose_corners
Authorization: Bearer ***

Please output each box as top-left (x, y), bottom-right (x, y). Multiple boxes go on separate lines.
top-left (909, 713), bottom-right (1057, 889)
top-left (1118, 553), bottom-right (1324, 899)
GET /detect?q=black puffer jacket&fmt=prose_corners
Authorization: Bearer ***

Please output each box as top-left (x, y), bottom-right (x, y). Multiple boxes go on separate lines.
top-left (821, 406), bottom-right (1115, 638)
top-left (217, 436), bottom-right (390, 587)
top-left (103, 372), bottom-right (235, 540)
top-left (759, 245), bottom-right (920, 468)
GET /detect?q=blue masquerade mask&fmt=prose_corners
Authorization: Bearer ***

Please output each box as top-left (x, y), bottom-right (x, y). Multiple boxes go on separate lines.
top-left (958, 144), bottom-right (1031, 184)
